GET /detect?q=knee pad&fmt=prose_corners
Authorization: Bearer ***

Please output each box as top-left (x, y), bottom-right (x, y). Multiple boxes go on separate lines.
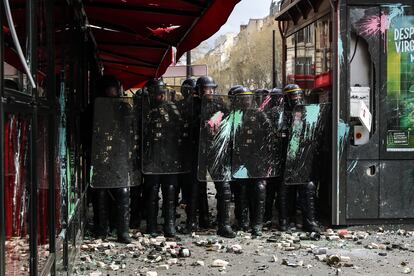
top-left (306, 181), bottom-right (316, 192)
top-left (255, 181), bottom-right (266, 200)
top-left (119, 187), bottom-right (130, 197)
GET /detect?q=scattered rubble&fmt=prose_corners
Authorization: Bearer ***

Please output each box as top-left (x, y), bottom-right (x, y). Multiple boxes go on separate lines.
top-left (73, 226), bottom-right (414, 275)
top-left (212, 259), bottom-right (229, 268)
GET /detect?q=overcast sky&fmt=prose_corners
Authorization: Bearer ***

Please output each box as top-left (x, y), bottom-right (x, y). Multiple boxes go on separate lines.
top-left (206, 0), bottom-right (273, 44)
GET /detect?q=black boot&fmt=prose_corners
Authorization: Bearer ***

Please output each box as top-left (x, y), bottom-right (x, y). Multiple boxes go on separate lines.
top-left (277, 183), bottom-right (290, 232)
top-left (251, 180), bottom-right (266, 237)
top-left (184, 179), bottom-right (199, 234)
top-left (162, 179), bottom-right (177, 238)
top-left (301, 182), bottom-right (321, 233)
top-left (144, 176), bottom-right (160, 237)
top-left (216, 182), bottom-right (236, 238)
top-left (115, 188), bottom-right (132, 243)
top-left (95, 189), bottom-right (109, 239)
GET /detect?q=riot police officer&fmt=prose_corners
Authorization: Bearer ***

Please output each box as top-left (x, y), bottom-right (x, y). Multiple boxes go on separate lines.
top-left (186, 76), bottom-right (236, 238)
top-left (227, 86), bottom-right (249, 231)
top-left (231, 87), bottom-right (270, 236)
top-left (176, 78), bottom-right (196, 209)
top-left (181, 78), bottom-right (197, 99)
top-left (278, 84), bottom-right (321, 233)
top-left (263, 88), bottom-right (285, 224)
top-left (92, 75), bottom-right (132, 244)
top-left (142, 78), bottom-right (186, 237)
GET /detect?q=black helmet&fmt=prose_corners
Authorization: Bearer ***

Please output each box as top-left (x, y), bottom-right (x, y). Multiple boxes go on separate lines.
top-left (232, 86), bottom-right (255, 108)
top-left (283, 83), bottom-right (304, 108)
top-left (270, 87), bottom-right (283, 96)
top-left (181, 78), bottom-right (196, 98)
top-left (234, 87), bottom-right (254, 96)
top-left (196, 76), bottom-right (218, 96)
top-left (145, 78), bottom-right (166, 93)
top-left (269, 87), bottom-right (284, 106)
top-left (255, 89), bottom-right (270, 96)
top-left (228, 85), bottom-right (246, 96)
top-left (145, 78), bottom-right (167, 101)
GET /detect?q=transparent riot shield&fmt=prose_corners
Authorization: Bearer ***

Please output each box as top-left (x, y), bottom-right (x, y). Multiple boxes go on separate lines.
top-left (231, 94), bottom-right (284, 179)
top-left (141, 94), bottom-right (191, 174)
top-left (197, 94), bottom-right (233, 181)
top-left (91, 97), bottom-right (141, 188)
top-left (283, 103), bottom-right (331, 185)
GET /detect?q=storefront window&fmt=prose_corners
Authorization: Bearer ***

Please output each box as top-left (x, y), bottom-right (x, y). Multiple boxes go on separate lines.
top-left (286, 15), bottom-right (332, 102)
top-left (4, 114), bottom-right (31, 275)
top-left (36, 115), bottom-right (50, 273)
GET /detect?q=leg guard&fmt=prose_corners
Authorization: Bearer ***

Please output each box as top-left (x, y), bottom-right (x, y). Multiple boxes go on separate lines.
top-left (216, 181), bottom-right (236, 238)
top-left (95, 189), bottom-right (109, 239)
top-left (300, 182), bottom-right (321, 233)
top-left (114, 188), bottom-right (131, 243)
top-left (198, 182), bottom-right (211, 229)
top-left (277, 183), bottom-right (291, 231)
top-left (251, 180), bottom-right (266, 236)
top-left (162, 175), bottom-right (177, 237)
top-left (144, 175), bottom-right (160, 236)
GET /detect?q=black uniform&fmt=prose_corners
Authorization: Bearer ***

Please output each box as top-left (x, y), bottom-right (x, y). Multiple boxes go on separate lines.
top-left (278, 84), bottom-right (321, 233)
top-left (262, 88), bottom-right (285, 224)
top-left (176, 79), bottom-right (196, 208)
top-left (142, 79), bottom-right (190, 237)
top-left (186, 76), bottom-right (236, 238)
top-left (231, 89), bottom-right (274, 236)
top-left (90, 75), bottom-right (138, 244)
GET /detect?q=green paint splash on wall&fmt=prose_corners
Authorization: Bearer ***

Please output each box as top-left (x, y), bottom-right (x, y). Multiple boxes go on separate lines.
top-left (337, 120), bottom-right (350, 157)
top-left (338, 38), bottom-right (344, 65)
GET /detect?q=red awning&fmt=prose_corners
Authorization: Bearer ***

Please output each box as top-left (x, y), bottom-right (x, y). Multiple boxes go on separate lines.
top-left (84, 0), bottom-right (240, 89)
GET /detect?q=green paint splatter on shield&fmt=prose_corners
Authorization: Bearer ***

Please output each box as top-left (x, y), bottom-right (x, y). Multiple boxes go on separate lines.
top-left (303, 104), bottom-right (321, 140)
top-left (233, 165), bottom-right (248, 179)
top-left (287, 118), bottom-right (303, 161)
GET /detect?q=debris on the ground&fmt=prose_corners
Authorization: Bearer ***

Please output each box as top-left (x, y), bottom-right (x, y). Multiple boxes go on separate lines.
top-left (313, 247), bottom-right (327, 255)
top-left (212, 259), bottom-right (229, 268)
top-left (179, 248), bottom-right (191, 257)
top-left (327, 235), bottom-right (340, 241)
top-left (281, 258), bottom-right (303, 267)
top-left (194, 260), bottom-right (205, 266)
top-left (89, 271), bottom-right (102, 276)
top-left (157, 264), bottom-right (170, 270)
top-left (167, 258), bottom-right (178, 265)
top-left (337, 229), bottom-right (348, 237)
top-left (74, 218), bottom-right (414, 276)
top-left (315, 254), bottom-right (327, 262)
top-left (109, 263), bottom-right (120, 271)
